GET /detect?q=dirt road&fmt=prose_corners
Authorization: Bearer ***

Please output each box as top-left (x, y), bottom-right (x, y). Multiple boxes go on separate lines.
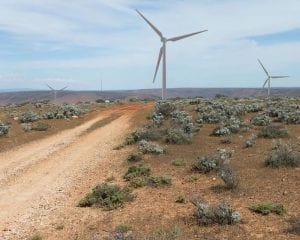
top-left (0, 104), bottom-right (150, 240)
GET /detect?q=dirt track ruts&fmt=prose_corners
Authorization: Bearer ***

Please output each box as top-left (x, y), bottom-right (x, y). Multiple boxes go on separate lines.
top-left (0, 104), bottom-right (148, 240)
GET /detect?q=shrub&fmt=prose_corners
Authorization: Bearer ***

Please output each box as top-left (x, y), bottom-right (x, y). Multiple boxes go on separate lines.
top-left (129, 176), bottom-right (148, 188)
top-left (127, 153), bottom-right (143, 162)
top-left (148, 175), bottom-right (172, 187)
top-left (290, 218), bottom-right (300, 235)
top-left (258, 125), bottom-right (289, 139)
top-left (155, 101), bottom-right (176, 117)
top-left (192, 149), bottom-right (233, 173)
top-left (265, 143), bottom-right (300, 168)
top-left (218, 165), bottom-right (239, 189)
top-left (245, 137), bottom-right (256, 148)
top-left (151, 112), bottom-right (164, 126)
top-left (45, 111), bottom-right (55, 119)
top-left (165, 128), bottom-right (192, 144)
top-left (245, 103), bottom-right (263, 112)
top-left (220, 136), bottom-right (231, 144)
top-left (211, 126), bottom-right (231, 136)
top-left (171, 159), bottom-right (186, 166)
top-left (189, 175), bottom-right (199, 182)
top-left (251, 114), bottom-right (271, 126)
top-left (115, 224), bottom-right (131, 234)
top-left (20, 111), bottom-right (39, 123)
top-left (138, 140), bottom-right (164, 154)
top-left (286, 112), bottom-right (300, 124)
top-left (105, 175), bottom-right (115, 182)
top-left (78, 183), bottom-right (133, 210)
top-left (130, 127), bottom-right (165, 142)
top-left (156, 226), bottom-right (181, 240)
top-left (194, 198), bottom-right (240, 225)
top-left (21, 123), bottom-right (32, 132)
top-left (124, 165), bottom-right (150, 188)
top-left (224, 117), bottom-right (241, 133)
top-left (62, 104), bottom-right (81, 117)
top-left (124, 165), bottom-right (150, 181)
top-left (96, 99), bottom-right (105, 103)
top-left (30, 233), bottom-right (42, 240)
top-left (250, 202), bottom-right (286, 215)
top-left (175, 195), bottom-right (185, 203)
top-left (171, 110), bottom-right (194, 134)
top-left (31, 122), bottom-right (49, 131)
top-left (0, 123), bottom-right (9, 136)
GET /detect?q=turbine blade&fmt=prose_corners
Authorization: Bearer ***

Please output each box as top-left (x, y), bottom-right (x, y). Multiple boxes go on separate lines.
top-left (167, 30), bottom-right (208, 42)
top-left (271, 76), bottom-right (290, 79)
top-left (136, 9), bottom-right (163, 38)
top-left (46, 84), bottom-right (54, 90)
top-left (257, 59), bottom-right (269, 77)
top-left (153, 47), bottom-right (163, 83)
top-left (262, 78), bottom-right (269, 88)
top-left (59, 86), bottom-right (68, 91)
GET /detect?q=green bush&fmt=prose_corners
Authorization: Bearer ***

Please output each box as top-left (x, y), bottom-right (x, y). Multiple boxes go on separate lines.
top-left (171, 159), bottom-right (186, 166)
top-left (78, 183), bottom-right (133, 210)
top-left (124, 165), bottom-right (150, 188)
top-left (250, 202), bottom-right (286, 215)
top-left (265, 143), bottom-right (300, 168)
top-left (127, 153), bottom-right (143, 162)
top-left (124, 165), bottom-right (150, 181)
top-left (148, 175), bottom-right (172, 187)
top-left (95, 99), bottom-right (105, 103)
top-left (31, 122), bottom-right (49, 131)
top-left (258, 125), bottom-right (289, 139)
top-left (156, 225), bottom-right (181, 240)
top-left (175, 195), bottom-right (185, 203)
top-left (165, 128), bottom-right (192, 144)
top-left (115, 224), bottom-right (131, 233)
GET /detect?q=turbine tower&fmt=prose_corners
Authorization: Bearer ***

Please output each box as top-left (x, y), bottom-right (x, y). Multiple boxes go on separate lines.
top-left (46, 84), bottom-right (68, 100)
top-left (257, 59), bottom-right (289, 96)
top-left (136, 9), bottom-right (207, 100)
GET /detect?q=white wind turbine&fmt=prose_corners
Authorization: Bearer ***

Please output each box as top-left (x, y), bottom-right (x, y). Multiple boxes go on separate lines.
top-left (257, 59), bottom-right (290, 96)
top-left (46, 84), bottom-right (68, 100)
top-left (136, 9), bottom-right (207, 100)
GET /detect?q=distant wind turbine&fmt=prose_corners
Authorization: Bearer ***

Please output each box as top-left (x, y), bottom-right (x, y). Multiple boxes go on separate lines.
top-left (257, 59), bottom-right (290, 96)
top-left (136, 9), bottom-right (207, 100)
top-left (46, 84), bottom-right (68, 100)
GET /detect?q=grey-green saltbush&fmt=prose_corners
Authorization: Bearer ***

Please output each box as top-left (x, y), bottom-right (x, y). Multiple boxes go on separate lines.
top-left (19, 111), bottom-right (39, 123)
top-left (265, 143), bottom-right (300, 168)
top-left (0, 123), bottom-right (9, 136)
top-left (138, 140), bottom-right (164, 154)
top-left (194, 199), bottom-right (241, 225)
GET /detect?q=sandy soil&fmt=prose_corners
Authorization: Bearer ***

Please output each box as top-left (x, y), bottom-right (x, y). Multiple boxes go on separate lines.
top-left (0, 103), bottom-right (152, 240)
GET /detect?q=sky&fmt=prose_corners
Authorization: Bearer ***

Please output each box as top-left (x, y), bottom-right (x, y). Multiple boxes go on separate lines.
top-left (0, 0), bottom-right (299, 91)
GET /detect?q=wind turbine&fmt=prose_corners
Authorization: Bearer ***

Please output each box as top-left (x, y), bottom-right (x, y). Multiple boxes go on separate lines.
top-left (136, 9), bottom-right (207, 100)
top-left (46, 84), bottom-right (68, 100)
top-left (257, 59), bottom-right (290, 96)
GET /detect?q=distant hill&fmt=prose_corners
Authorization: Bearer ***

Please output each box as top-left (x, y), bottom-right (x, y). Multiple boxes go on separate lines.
top-left (0, 88), bottom-right (300, 105)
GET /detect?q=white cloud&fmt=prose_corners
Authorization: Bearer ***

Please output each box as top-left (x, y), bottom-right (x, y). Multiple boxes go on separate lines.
top-left (0, 0), bottom-right (299, 89)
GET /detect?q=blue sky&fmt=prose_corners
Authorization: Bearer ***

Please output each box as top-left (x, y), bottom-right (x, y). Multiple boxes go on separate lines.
top-left (0, 0), bottom-right (299, 91)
